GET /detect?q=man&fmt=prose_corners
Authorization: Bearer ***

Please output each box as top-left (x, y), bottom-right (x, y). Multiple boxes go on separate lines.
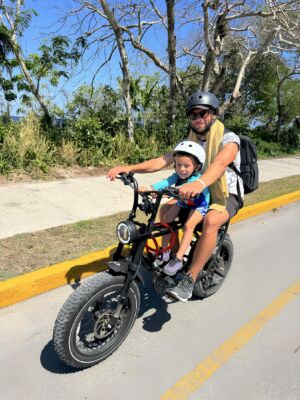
top-left (108, 90), bottom-right (243, 302)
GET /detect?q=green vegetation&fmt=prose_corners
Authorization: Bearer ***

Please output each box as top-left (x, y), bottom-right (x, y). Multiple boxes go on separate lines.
top-left (0, 77), bottom-right (299, 176)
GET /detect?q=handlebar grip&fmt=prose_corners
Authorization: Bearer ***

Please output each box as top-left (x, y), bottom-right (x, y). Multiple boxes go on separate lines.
top-left (116, 172), bottom-right (134, 185)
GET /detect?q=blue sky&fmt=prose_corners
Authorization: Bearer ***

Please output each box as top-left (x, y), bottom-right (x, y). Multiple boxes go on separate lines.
top-left (21, 0), bottom-right (173, 103)
top-left (5, 0), bottom-right (199, 113)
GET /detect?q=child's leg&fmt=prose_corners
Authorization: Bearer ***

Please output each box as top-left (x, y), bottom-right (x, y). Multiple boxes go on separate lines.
top-left (160, 203), bottom-right (181, 249)
top-left (159, 198), bottom-right (177, 222)
top-left (176, 210), bottom-right (204, 260)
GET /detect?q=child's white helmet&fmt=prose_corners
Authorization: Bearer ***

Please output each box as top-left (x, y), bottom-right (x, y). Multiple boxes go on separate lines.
top-left (173, 140), bottom-right (206, 170)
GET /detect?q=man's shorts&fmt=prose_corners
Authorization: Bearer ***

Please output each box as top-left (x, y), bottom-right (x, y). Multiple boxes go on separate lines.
top-left (226, 194), bottom-right (241, 219)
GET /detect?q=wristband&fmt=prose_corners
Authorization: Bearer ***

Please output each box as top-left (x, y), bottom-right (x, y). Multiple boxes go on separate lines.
top-left (197, 179), bottom-right (206, 190)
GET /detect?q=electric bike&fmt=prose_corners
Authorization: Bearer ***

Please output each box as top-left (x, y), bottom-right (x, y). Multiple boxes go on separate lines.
top-left (53, 172), bottom-right (233, 368)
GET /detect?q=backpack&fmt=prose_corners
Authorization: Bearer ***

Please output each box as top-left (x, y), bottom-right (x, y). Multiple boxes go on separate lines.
top-left (229, 135), bottom-right (259, 195)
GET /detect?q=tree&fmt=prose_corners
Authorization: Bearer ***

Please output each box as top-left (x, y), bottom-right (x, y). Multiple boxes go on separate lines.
top-left (181, 0), bottom-right (300, 114)
top-left (0, 1), bottom-right (79, 124)
top-left (0, 0), bottom-right (52, 122)
top-left (68, 0), bottom-right (135, 141)
top-left (0, 24), bottom-right (13, 68)
top-left (0, 23), bottom-right (15, 106)
top-left (98, 0), bottom-right (134, 142)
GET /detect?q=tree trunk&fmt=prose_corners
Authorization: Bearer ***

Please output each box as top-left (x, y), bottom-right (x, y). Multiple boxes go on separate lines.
top-left (99, 0), bottom-right (134, 142)
top-left (11, 39), bottom-right (52, 125)
top-left (166, 0), bottom-right (177, 141)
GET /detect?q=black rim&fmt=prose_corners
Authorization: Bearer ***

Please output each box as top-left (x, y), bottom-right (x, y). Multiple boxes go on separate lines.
top-left (69, 285), bottom-right (134, 359)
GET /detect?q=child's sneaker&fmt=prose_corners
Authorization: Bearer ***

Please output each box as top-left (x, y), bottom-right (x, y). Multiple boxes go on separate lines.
top-left (154, 250), bottom-right (171, 266)
top-left (163, 256), bottom-right (183, 276)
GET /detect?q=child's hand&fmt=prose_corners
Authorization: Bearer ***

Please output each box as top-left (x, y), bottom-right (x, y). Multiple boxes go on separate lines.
top-left (138, 186), bottom-right (149, 192)
top-left (139, 186), bottom-right (157, 198)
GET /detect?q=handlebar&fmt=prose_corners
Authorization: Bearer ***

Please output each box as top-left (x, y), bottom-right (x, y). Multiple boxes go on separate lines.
top-left (143, 186), bottom-right (181, 200)
top-left (116, 172), bottom-right (180, 199)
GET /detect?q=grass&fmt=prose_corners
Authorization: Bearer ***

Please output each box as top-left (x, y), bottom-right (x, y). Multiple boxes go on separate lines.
top-left (0, 174), bottom-right (299, 281)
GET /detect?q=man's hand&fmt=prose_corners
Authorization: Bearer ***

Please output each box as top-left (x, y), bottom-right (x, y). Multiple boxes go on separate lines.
top-left (178, 181), bottom-right (204, 199)
top-left (107, 165), bottom-right (130, 181)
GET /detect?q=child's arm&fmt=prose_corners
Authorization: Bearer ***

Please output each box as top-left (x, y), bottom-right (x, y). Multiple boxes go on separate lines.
top-left (151, 173), bottom-right (178, 191)
top-left (139, 186), bottom-right (153, 192)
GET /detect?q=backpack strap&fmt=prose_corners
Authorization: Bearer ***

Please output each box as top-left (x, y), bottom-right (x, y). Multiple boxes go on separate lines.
top-left (228, 162), bottom-right (244, 209)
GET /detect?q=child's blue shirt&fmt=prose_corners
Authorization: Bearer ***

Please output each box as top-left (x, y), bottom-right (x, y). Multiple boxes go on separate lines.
top-left (152, 172), bottom-right (210, 215)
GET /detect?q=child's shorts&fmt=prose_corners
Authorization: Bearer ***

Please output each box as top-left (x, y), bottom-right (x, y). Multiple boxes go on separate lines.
top-left (176, 199), bottom-right (208, 217)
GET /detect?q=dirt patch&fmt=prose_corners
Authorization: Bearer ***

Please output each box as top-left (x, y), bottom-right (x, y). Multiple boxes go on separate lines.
top-left (1, 174), bottom-right (300, 281)
top-left (0, 165), bottom-right (109, 185)
top-left (0, 211), bottom-right (130, 280)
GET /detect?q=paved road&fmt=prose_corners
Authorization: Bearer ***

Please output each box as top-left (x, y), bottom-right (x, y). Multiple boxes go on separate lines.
top-left (0, 202), bottom-right (299, 400)
top-left (0, 157), bottom-right (299, 239)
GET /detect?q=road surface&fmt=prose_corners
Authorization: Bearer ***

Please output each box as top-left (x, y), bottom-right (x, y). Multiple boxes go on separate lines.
top-left (0, 202), bottom-right (299, 400)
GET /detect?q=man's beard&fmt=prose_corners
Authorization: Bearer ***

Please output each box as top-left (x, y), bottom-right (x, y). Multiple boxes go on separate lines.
top-left (191, 121), bottom-right (211, 136)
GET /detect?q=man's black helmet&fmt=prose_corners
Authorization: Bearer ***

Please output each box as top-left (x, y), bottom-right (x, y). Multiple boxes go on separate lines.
top-left (186, 91), bottom-right (219, 114)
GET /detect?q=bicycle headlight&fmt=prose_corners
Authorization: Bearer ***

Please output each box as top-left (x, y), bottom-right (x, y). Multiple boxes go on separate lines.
top-left (116, 221), bottom-right (138, 244)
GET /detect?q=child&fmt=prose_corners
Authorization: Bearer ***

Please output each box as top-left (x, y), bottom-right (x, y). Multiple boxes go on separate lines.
top-left (141, 141), bottom-right (210, 276)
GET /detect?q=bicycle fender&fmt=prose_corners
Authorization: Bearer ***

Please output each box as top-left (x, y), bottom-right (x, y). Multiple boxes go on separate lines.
top-left (107, 261), bottom-right (145, 286)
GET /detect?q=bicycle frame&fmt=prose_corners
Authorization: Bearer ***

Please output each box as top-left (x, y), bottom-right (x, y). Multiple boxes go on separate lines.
top-left (108, 172), bottom-right (230, 318)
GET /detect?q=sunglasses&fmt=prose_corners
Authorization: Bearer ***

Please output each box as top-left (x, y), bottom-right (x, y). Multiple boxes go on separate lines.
top-left (189, 110), bottom-right (210, 120)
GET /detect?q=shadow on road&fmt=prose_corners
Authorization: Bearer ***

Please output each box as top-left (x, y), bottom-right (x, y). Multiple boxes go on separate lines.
top-left (40, 340), bottom-right (81, 374)
top-left (138, 275), bottom-right (173, 333)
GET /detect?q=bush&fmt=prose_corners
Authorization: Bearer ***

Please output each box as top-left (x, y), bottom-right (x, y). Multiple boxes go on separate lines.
top-left (0, 121), bottom-right (7, 143)
top-left (66, 117), bottom-right (109, 148)
top-left (0, 113), bottom-right (54, 174)
top-left (254, 138), bottom-right (284, 157)
top-left (57, 140), bottom-right (79, 166)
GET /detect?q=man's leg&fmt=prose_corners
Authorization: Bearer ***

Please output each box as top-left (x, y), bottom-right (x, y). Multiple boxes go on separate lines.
top-left (188, 210), bottom-right (229, 281)
top-left (167, 209), bottom-right (229, 302)
top-left (188, 209), bottom-right (229, 280)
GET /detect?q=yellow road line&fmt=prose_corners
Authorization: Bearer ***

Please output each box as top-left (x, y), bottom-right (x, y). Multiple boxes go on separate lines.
top-left (1, 190), bottom-right (300, 308)
top-left (161, 279), bottom-right (300, 400)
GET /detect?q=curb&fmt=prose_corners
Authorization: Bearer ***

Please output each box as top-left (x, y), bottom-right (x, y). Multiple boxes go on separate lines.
top-left (1, 190), bottom-right (300, 309)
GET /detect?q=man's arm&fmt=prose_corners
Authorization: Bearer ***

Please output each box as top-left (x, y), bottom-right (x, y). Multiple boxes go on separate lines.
top-left (107, 151), bottom-right (173, 181)
top-left (178, 143), bottom-right (238, 198)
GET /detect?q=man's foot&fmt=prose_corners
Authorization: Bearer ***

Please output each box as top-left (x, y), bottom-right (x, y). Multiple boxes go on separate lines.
top-left (155, 250), bottom-right (171, 266)
top-left (163, 256), bottom-right (183, 276)
top-left (167, 274), bottom-right (194, 302)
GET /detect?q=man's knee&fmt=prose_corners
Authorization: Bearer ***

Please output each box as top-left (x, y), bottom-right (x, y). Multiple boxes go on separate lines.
top-left (203, 211), bottom-right (229, 232)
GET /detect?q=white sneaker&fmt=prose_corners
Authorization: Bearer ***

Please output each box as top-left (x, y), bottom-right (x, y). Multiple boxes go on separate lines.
top-left (155, 250), bottom-right (170, 266)
top-left (163, 257), bottom-right (183, 276)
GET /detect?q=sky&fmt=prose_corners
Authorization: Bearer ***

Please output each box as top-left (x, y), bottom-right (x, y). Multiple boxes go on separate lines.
top-left (23, 0), bottom-right (119, 95)
top-left (18, 0), bottom-right (175, 110)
